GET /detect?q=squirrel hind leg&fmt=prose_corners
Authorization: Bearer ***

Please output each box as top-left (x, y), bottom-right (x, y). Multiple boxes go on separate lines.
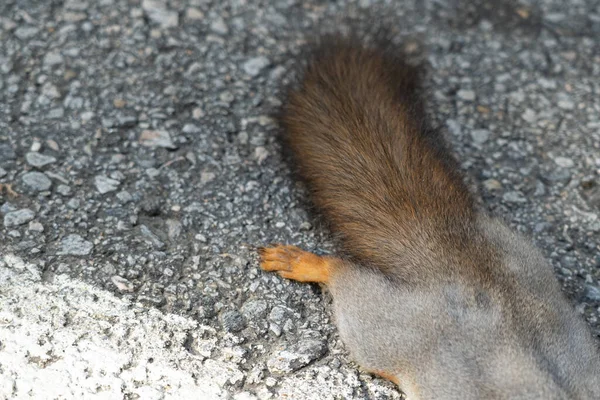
top-left (258, 245), bottom-right (336, 284)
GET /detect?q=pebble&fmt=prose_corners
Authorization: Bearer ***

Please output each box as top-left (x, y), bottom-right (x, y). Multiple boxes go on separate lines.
top-left (241, 299), bottom-right (268, 319)
top-left (266, 339), bottom-right (327, 376)
top-left (210, 17), bottom-right (229, 35)
top-left (139, 130), bottom-right (176, 149)
top-left (116, 191), bottom-right (133, 203)
top-left (185, 8), bottom-right (204, 20)
top-left (220, 310), bottom-right (246, 332)
top-left (166, 219), bottom-right (182, 239)
top-left (554, 156), bottom-right (574, 168)
top-left (43, 52), bottom-right (64, 66)
top-left (28, 221), bottom-right (44, 232)
top-left (201, 171), bottom-right (216, 184)
top-left (585, 285), bottom-right (600, 301)
top-left (457, 89), bottom-right (476, 101)
top-left (142, 0), bottom-right (179, 28)
top-left (26, 152), bottom-right (57, 167)
top-left (140, 225), bottom-right (165, 250)
top-left (0, 143), bottom-right (16, 160)
top-left (483, 179), bottom-right (502, 191)
top-left (242, 56), bottom-right (270, 77)
top-left (4, 209), bottom-right (35, 228)
top-left (22, 171), bottom-right (52, 191)
top-left (58, 234), bottom-right (94, 256)
top-left (502, 191), bottom-right (526, 204)
top-left (94, 175), bottom-right (120, 194)
top-left (0, 167), bottom-right (7, 178)
top-left (14, 26), bottom-right (39, 40)
top-left (56, 184), bottom-right (71, 196)
top-left (470, 129), bottom-right (490, 145)
top-left (111, 275), bottom-right (135, 292)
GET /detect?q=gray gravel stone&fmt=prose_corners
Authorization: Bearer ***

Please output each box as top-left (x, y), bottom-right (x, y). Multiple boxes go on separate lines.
top-left (470, 129), bottom-right (490, 145)
top-left (0, 144), bottom-right (16, 161)
top-left (95, 175), bottom-right (120, 194)
top-left (26, 152), bottom-right (57, 167)
top-left (140, 225), bottom-right (165, 250)
top-left (139, 130), bottom-right (176, 149)
top-left (220, 310), bottom-right (246, 333)
top-left (267, 339), bottom-right (327, 376)
top-left (142, 0), bottom-right (179, 28)
top-left (241, 299), bottom-right (268, 319)
top-left (242, 56), bottom-right (271, 77)
top-left (457, 89), bottom-right (476, 101)
top-left (4, 209), bottom-right (35, 228)
top-left (585, 286), bottom-right (600, 301)
top-left (58, 234), bottom-right (94, 256)
top-left (502, 191), bottom-right (527, 204)
top-left (14, 26), bottom-right (39, 40)
top-left (22, 172), bottom-right (52, 191)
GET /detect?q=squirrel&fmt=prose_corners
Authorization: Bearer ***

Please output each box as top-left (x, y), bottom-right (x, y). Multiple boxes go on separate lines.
top-left (258, 37), bottom-right (600, 399)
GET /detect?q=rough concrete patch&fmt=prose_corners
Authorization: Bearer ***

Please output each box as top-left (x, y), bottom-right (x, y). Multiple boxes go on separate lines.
top-left (0, 254), bottom-right (225, 399)
top-left (0, 255), bottom-right (400, 399)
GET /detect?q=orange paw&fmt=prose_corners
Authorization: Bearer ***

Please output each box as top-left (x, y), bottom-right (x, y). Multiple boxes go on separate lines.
top-left (258, 245), bottom-right (333, 284)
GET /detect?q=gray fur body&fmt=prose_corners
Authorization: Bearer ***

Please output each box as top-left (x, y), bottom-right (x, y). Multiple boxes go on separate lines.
top-left (329, 215), bottom-right (600, 399)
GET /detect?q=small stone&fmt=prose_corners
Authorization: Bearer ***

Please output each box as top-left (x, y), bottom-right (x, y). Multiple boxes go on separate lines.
top-left (541, 167), bottom-right (571, 184)
top-left (59, 234), bottom-right (93, 256)
top-left (0, 143), bottom-right (16, 160)
top-left (28, 221), bottom-right (44, 232)
top-left (186, 8), bottom-right (204, 20)
top-left (521, 109), bottom-right (537, 123)
top-left (142, 0), bottom-right (178, 28)
top-left (269, 306), bottom-right (287, 324)
top-left (502, 191), bottom-right (526, 204)
top-left (14, 26), bottom-right (39, 40)
top-left (67, 199), bottom-right (80, 209)
top-left (4, 209), bottom-right (35, 228)
top-left (0, 167), bottom-right (6, 178)
top-left (210, 17), bottom-right (228, 35)
top-left (95, 175), bottom-right (120, 194)
top-left (140, 225), bottom-right (165, 250)
top-left (195, 233), bottom-right (207, 242)
top-left (470, 129), bottom-right (490, 145)
top-left (554, 156), bottom-right (574, 168)
top-left (56, 184), bottom-right (71, 196)
top-left (254, 146), bottom-right (269, 164)
top-left (201, 171), bottom-right (216, 183)
top-left (8, 230), bottom-right (20, 238)
top-left (43, 52), bottom-right (63, 66)
top-left (220, 310), bottom-right (246, 332)
top-left (585, 285), bottom-right (600, 301)
top-left (139, 130), bottom-right (177, 149)
top-left (557, 96), bottom-right (575, 110)
top-left (483, 179), bottom-right (502, 191)
top-left (22, 171), bottom-right (52, 191)
top-left (26, 152), bottom-right (57, 167)
top-left (266, 339), bottom-right (327, 376)
top-left (242, 56), bottom-right (270, 77)
top-left (457, 89), bottom-right (476, 101)
top-left (111, 275), bottom-right (134, 292)
top-left (116, 191), bottom-right (133, 203)
top-left (241, 299), bottom-right (268, 319)
top-left (166, 219), bottom-right (182, 239)
top-left (446, 119), bottom-right (462, 137)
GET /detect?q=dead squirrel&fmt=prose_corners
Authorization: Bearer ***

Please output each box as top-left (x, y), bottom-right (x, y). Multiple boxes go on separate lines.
top-left (258, 37), bottom-right (600, 399)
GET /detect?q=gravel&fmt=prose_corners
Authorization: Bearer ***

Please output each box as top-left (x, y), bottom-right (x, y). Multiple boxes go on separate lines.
top-left (3, 209), bottom-right (35, 228)
top-left (25, 152), bottom-right (57, 168)
top-left (21, 171), bottom-right (52, 192)
top-left (58, 234), bottom-right (94, 256)
top-left (1, 0), bottom-right (600, 398)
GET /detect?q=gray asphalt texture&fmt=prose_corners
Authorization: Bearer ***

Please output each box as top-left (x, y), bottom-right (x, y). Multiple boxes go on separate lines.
top-left (1, 0), bottom-right (600, 398)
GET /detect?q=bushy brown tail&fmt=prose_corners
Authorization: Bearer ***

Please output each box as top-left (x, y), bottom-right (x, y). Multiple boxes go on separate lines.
top-left (282, 38), bottom-right (476, 280)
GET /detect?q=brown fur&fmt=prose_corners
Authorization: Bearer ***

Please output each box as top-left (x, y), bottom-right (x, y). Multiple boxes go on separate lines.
top-left (260, 37), bottom-right (600, 399)
top-left (282, 38), bottom-right (492, 284)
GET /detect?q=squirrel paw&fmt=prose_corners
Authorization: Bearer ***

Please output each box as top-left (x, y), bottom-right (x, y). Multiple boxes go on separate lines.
top-left (258, 245), bottom-right (332, 284)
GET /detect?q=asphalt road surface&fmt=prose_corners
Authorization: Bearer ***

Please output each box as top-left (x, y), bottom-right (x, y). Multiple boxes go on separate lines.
top-left (1, 0), bottom-right (600, 399)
